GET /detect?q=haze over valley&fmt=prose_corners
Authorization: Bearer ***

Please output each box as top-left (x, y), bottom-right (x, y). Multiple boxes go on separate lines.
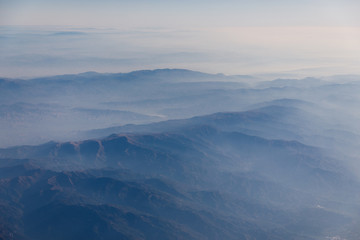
top-left (1, 69), bottom-right (360, 239)
top-left (1, 0), bottom-right (360, 239)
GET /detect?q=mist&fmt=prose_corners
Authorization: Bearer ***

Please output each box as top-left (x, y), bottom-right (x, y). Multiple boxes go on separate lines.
top-left (1, 26), bottom-right (360, 79)
top-left (2, 67), bottom-right (360, 240)
top-left (1, 1), bottom-right (360, 239)
top-left (1, 69), bottom-right (360, 239)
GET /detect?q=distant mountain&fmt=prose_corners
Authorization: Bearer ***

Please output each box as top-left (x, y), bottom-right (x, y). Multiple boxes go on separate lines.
top-left (256, 77), bottom-right (326, 89)
top-left (82, 105), bottom-right (316, 144)
top-left (2, 69), bottom-right (360, 148)
top-left (0, 69), bottom-right (252, 147)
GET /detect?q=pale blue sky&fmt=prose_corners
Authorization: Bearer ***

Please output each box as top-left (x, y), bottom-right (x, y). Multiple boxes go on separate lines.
top-left (1, 0), bottom-right (360, 27)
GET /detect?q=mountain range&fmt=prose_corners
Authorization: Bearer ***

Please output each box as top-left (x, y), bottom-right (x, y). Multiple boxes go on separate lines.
top-left (1, 69), bottom-right (360, 239)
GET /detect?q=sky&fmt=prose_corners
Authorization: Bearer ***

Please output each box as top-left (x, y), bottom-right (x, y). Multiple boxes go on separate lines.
top-left (1, 0), bottom-right (360, 78)
top-left (1, 0), bottom-right (360, 28)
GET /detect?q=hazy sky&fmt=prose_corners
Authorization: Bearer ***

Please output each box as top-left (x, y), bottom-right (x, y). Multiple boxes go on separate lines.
top-left (1, 0), bottom-right (360, 27)
top-left (1, 0), bottom-right (360, 77)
